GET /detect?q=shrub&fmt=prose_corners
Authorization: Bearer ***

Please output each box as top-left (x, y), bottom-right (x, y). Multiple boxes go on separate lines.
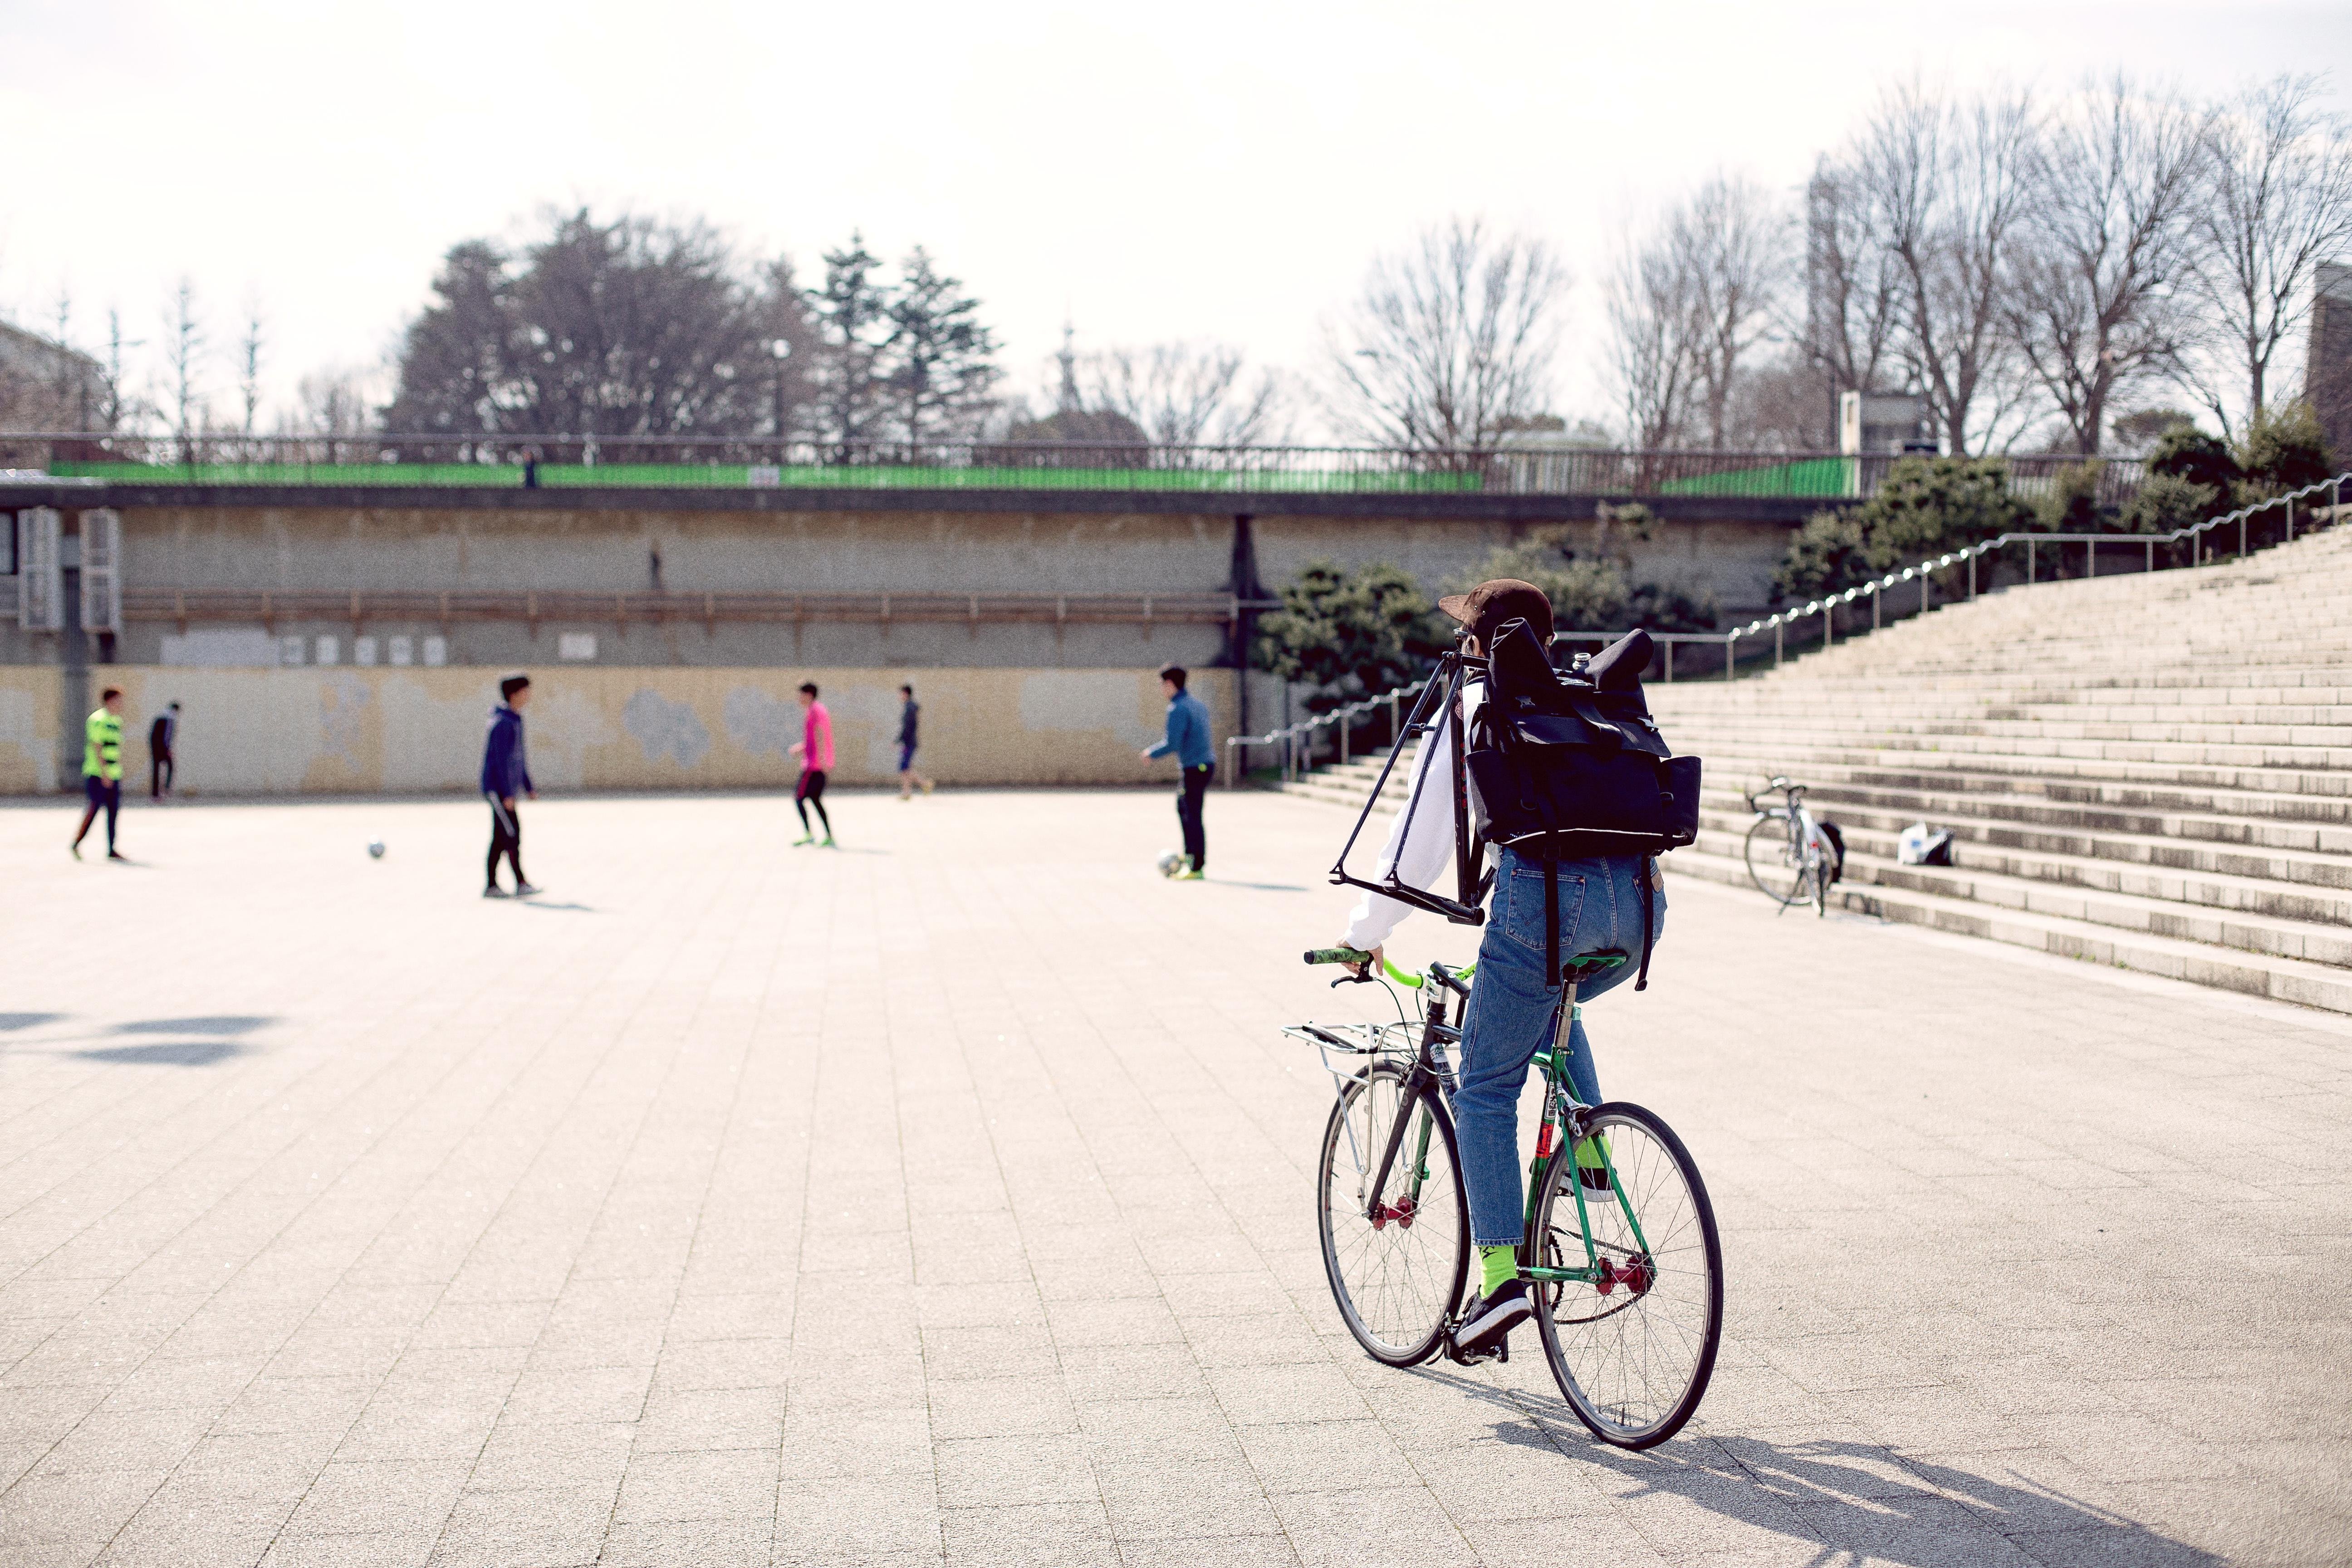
top-left (2235, 400), bottom-right (2333, 501)
top-left (2117, 472), bottom-right (2220, 536)
top-left (2035, 461), bottom-right (2112, 533)
top-left (1863, 456), bottom-right (2037, 563)
top-left (2146, 423), bottom-right (2241, 495)
top-left (1772, 510), bottom-right (1874, 601)
top-left (1451, 512), bottom-right (1718, 633)
top-left (1252, 559), bottom-right (1449, 713)
top-left (1770, 456), bottom-right (2032, 603)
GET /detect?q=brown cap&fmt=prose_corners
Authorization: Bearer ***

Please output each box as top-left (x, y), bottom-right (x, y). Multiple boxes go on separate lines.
top-left (1436, 578), bottom-right (1554, 647)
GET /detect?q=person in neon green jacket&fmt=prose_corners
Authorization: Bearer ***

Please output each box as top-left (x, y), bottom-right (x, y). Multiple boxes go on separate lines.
top-left (71, 686), bottom-right (127, 861)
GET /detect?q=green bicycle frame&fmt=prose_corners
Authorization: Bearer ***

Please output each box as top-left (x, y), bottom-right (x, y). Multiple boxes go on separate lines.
top-left (1515, 1002), bottom-right (1654, 1285)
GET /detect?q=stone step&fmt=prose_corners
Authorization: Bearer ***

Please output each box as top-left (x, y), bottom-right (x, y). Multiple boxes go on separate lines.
top-left (1688, 751), bottom-right (2352, 827)
top-left (1691, 811), bottom-right (2352, 928)
top-left (1676, 740), bottom-right (2352, 802)
top-left (1695, 774), bottom-right (2352, 855)
top-left (1662, 692), bottom-right (2352, 723)
top-left (1661, 711), bottom-right (2352, 755)
top-left (1661, 843), bottom-right (2352, 1015)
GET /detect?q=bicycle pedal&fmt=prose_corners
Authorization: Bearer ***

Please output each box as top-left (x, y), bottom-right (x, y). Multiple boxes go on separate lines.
top-left (1444, 1332), bottom-right (1507, 1367)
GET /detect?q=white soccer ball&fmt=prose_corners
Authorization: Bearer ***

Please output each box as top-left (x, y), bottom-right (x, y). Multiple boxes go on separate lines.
top-left (1156, 850), bottom-right (1187, 878)
top-left (368, 840), bottom-right (386, 859)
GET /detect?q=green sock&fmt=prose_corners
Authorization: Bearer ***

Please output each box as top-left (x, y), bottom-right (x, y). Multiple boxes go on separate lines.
top-left (1478, 1244), bottom-right (1518, 1295)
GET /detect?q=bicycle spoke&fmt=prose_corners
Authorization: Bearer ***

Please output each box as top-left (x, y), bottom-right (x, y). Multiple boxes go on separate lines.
top-left (1534, 1107), bottom-right (1721, 1447)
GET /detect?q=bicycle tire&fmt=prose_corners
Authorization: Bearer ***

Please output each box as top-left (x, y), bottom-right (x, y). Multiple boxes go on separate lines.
top-left (1742, 813), bottom-right (1808, 906)
top-left (1530, 1101), bottom-right (1722, 1449)
top-left (1317, 1064), bottom-right (1468, 1367)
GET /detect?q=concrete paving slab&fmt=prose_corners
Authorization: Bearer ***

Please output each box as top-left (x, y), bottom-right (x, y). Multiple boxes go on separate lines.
top-left (4, 788), bottom-right (2349, 1565)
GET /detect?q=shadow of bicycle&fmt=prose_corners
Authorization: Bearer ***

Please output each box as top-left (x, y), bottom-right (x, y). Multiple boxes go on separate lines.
top-left (1406, 1365), bottom-right (2216, 1566)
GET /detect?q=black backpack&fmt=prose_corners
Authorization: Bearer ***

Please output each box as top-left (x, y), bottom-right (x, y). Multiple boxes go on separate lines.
top-left (1462, 622), bottom-right (1703, 988)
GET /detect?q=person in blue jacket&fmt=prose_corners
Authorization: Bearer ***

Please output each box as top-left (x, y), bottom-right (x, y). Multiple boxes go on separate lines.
top-left (1139, 664), bottom-right (1214, 879)
top-left (480, 673), bottom-right (539, 897)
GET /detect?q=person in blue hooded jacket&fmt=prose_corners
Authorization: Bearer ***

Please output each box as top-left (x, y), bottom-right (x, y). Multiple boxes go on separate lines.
top-left (480, 673), bottom-right (539, 897)
top-left (1139, 664), bottom-right (1215, 878)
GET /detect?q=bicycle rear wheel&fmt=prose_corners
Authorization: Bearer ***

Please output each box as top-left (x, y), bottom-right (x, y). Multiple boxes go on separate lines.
top-left (1531, 1101), bottom-right (1722, 1448)
top-left (1318, 1064), bottom-right (1468, 1367)
top-left (1743, 813), bottom-right (1808, 906)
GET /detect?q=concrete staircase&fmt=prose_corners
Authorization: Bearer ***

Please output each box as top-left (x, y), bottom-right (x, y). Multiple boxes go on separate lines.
top-left (1280, 523), bottom-right (2352, 1014)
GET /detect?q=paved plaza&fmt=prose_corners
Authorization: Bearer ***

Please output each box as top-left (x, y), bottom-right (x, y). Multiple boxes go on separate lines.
top-left (4, 787), bottom-right (2349, 1567)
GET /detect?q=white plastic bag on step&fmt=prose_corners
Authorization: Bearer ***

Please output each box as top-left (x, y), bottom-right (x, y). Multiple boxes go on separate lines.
top-left (1897, 822), bottom-right (1953, 867)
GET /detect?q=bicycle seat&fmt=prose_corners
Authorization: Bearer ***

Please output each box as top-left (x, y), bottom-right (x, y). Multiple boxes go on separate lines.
top-left (1561, 950), bottom-right (1629, 980)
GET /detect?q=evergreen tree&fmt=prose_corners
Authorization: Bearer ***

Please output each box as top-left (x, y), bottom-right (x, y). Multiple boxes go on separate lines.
top-left (883, 247), bottom-right (1000, 444)
top-left (804, 234), bottom-right (894, 449)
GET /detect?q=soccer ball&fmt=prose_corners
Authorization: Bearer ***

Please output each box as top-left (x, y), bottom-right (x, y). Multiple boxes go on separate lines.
top-left (368, 841), bottom-right (386, 859)
top-left (1156, 851), bottom-right (1188, 878)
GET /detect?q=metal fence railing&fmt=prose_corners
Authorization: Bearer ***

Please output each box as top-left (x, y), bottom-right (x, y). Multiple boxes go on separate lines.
top-left (0, 432), bottom-right (2151, 501)
top-left (1224, 679), bottom-right (1435, 789)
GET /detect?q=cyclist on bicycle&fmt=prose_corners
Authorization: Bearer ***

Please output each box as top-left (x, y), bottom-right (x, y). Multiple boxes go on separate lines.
top-left (1330, 578), bottom-right (1666, 1356)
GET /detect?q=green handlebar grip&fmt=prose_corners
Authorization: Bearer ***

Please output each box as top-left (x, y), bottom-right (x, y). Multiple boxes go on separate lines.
top-left (1303, 946), bottom-right (1371, 966)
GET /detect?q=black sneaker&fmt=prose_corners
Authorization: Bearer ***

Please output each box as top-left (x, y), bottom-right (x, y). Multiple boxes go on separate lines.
top-left (1455, 1278), bottom-right (1532, 1356)
top-left (1578, 1165), bottom-right (1613, 1203)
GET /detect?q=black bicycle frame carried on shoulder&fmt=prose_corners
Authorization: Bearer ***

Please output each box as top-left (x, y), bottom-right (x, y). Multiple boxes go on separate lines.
top-left (1327, 644), bottom-right (1494, 927)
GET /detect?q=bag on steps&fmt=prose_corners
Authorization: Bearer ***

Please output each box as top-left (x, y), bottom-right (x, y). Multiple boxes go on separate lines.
top-left (1897, 822), bottom-right (1952, 867)
top-left (1818, 820), bottom-right (1846, 883)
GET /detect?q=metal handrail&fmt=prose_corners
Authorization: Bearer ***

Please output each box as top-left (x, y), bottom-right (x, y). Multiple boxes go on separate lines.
top-left (1224, 677), bottom-right (1434, 788)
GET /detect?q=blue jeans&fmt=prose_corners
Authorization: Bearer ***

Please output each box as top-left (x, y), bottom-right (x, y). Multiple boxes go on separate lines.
top-left (1450, 850), bottom-right (1665, 1246)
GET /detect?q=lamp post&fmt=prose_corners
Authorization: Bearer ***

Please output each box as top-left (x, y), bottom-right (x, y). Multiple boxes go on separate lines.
top-left (769, 338), bottom-right (791, 456)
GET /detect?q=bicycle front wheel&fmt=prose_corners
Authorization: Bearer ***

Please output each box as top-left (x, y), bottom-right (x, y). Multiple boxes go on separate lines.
top-left (1318, 1064), bottom-right (1468, 1367)
top-left (1531, 1101), bottom-right (1722, 1448)
top-left (1743, 813), bottom-right (1808, 906)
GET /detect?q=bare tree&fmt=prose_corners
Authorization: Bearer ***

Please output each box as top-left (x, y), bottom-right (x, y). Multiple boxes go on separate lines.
top-left (1858, 79), bottom-right (2041, 452)
top-left (1601, 226), bottom-right (1699, 449)
top-left (2174, 74), bottom-right (2352, 434)
top-left (98, 308), bottom-right (141, 432)
top-left (2005, 76), bottom-right (2213, 454)
top-left (1083, 341), bottom-right (1291, 447)
top-left (279, 368), bottom-right (380, 441)
top-left (161, 276), bottom-right (207, 440)
top-left (1795, 157), bottom-right (1904, 445)
top-left (1672, 173), bottom-right (1788, 446)
top-left (1322, 217), bottom-right (1568, 453)
top-left (237, 301), bottom-right (265, 436)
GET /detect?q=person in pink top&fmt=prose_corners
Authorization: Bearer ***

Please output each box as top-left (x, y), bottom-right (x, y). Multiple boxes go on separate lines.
top-left (789, 681), bottom-right (837, 847)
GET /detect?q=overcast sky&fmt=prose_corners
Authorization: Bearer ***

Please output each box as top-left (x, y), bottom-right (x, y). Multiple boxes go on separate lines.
top-left (2, 0), bottom-right (2344, 431)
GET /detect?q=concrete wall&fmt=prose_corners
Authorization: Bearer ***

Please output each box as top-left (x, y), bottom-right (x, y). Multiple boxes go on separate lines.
top-left (0, 498), bottom-right (1802, 670)
top-left (5, 665), bottom-right (1236, 795)
top-left (0, 664), bottom-right (56, 793)
top-left (1250, 512), bottom-right (1788, 624)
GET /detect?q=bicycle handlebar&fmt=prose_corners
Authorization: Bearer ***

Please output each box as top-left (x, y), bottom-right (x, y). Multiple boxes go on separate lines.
top-left (1302, 948), bottom-right (1475, 992)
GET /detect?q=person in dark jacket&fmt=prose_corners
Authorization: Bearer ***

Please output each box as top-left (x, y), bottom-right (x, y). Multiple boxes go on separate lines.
top-left (1140, 665), bottom-right (1215, 878)
top-left (480, 674), bottom-right (539, 897)
top-left (896, 683), bottom-right (934, 800)
top-left (148, 701), bottom-right (180, 800)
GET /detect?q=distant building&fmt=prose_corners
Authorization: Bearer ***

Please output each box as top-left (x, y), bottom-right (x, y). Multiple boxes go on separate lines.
top-left (0, 321), bottom-right (108, 436)
top-left (2307, 261), bottom-right (2352, 466)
